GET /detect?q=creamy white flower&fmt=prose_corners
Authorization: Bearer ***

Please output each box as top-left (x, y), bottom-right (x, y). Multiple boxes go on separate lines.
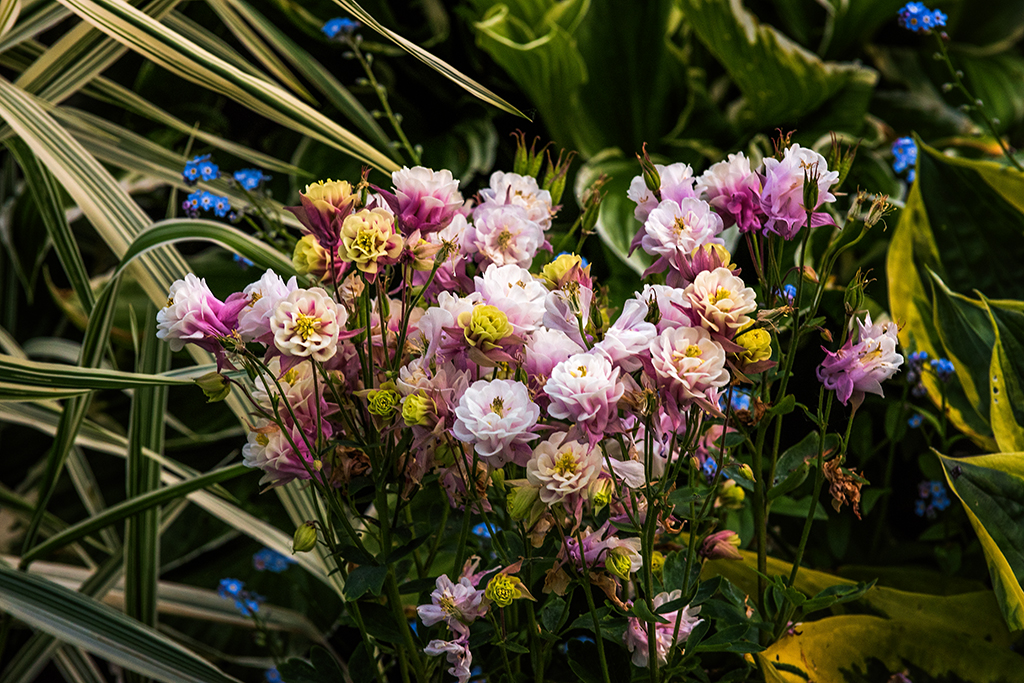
top-left (271, 287), bottom-right (344, 361)
top-left (544, 352), bottom-right (624, 436)
top-left (465, 204), bottom-right (545, 268)
top-left (452, 379), bottom-right (540, 466)
top-left (641, 198), bottom-right (724, 262)
top-left (527, 432), bottom-right (604, 505)
top-left (237, 270), bottom-right (299, 342)
top-left (684, 268), bottom-right (757, 337)
top-left (479, 171), bottom-right (554, 229)
top-left (475, 263), bottom-right (548, 334)
top-left (650, 326), bottom-right (729, 410)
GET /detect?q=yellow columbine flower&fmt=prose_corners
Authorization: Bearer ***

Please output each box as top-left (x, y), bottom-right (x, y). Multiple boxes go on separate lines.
top-left (485, 574), bottom-right (522, 608)
top-left (734, 327), bottom-right (772, 364)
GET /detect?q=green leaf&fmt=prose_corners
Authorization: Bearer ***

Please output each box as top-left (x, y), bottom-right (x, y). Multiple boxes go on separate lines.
top-left (0, 353), bottom-right (194, 390)
top-left (331, 0), bottom-right (527, 119)
top-left (690, 623), bottom-right (751, 653)
top-left (22, 464), bottom-right (249, 564)
top-left (629, 599), bottom-right (670, 625)
top-left (0, 0), bottom-right (20, 38)
top-left (985, 298), bottom-right (1024, 452)
top-left (278, 648), bottom-right (347, 683)
top-left (0, 564), bottom-right (242, 683)
top-left (800, 580), bottom-right (876, 615)
top-left (887, 141), bottom-right (1024, 448)
top-left (678, 0), bottom-right (877, 132)
top-left (344, 565), bottom-right (389, 600)
top-left (114, 219), bottom-right (298, 280)
top-left (939, 452), bottom-right (1024, 631)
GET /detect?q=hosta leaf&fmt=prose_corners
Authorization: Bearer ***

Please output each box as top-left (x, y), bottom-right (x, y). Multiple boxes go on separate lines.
top-left (678, 0), bottom-right (878, 132)
top-left (984, 297), bottom-right (1024, 452)
top-left (939, 452), bottom-right (1024, 631)
top-left (0, 564), bottom-right (242, 683)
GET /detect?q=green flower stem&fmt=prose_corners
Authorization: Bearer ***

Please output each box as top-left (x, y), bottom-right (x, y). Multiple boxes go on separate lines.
top-left (931, 32), bottom-right (1023, 171)
top-left (386, 567), bottom-right (427, 683)
top-left (348, 599), bottom-right (388, 683)
top-left (580, 570), bottom-right (613, 683)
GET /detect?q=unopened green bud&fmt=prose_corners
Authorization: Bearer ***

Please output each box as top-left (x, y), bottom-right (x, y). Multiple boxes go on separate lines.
top-left (844, 269), bottom-right (868, 315)
top-left (579, 175), bottom-right (608, 236)
top-left (195, 372), bottom-right (231, 403)
top-left (293, 521), bottom-right (317, 553)
top-left (718, 481), bottom-right (745, 509)
top-left (650, 551), bottom-right (665, 576)
top-left (490, 467), bottom-right (505, 490)
top-left (826, 132), bottom-right (858, 191)
top-left (802, 167), bottom-right (820, 212)
top-left (605, 547), bottom-right (635, 581)
top-left (589, 478), bottom-right (613, 512)
top-left (541, 148), bottom-right (576, 205)
top-left (636, 142), bottom-right (661, 199)
top-left (735, 463), bottom-right (755, 482)
top-left (506, 485), bottom-right (540, 521)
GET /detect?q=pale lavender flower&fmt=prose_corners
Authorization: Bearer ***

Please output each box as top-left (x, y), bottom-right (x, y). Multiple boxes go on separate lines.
top-left (475, 263), bottom-right (548, 335)
top-left (650, 326), bottom-right (730, 415)
top-left (417, 574), bottom-right (486, 637)
top-left (759, 144), bottom-right (839, 240)
top-left (424, 636), bottom-right (473, 683)
top-left (816, 314), bottom-right (903, 409)
top-left (478, 171), bottom-right (554, 230)
top-left (241, 421), bottom-right (318, 487)
top-left (624, 591), bottom-right (703, 667)
top-left (453, 379), bottom-right (540, 466)
top-left (544, 352), bottom-right (625, 441)
top-left (593, 298), bottom-right (657, 372)
top-left (465, 204), bottom-right (545, 268)
top-left (542, 285), bottom-right (594, 348)
top-left (695, 152), bottom-right (763, 232)
top-left (634, 198), bottom-right (724, 276)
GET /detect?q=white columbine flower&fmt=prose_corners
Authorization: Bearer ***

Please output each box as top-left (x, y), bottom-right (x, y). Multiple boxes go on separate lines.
top-left (526, 432), bottom-right (604, 505)
top-left (271, 287), bottom-right (344, 361)
top-left (641, 198), bottom-right (724, 263)
top-left (452, 379), bottom-right (540, 466)
top-left (475, 263), bottom-right (548, 334)
top-left (684, 267), bottom-right (757, 337)
top-left (650, 326), bottom-right (729, 412)
top-left (465, 204), bottom-right (545, 268)
top-left (237, 270), bottom-right (298, 342)
top-left (478, 171), bottom-right (554, 230)
top-left (544, 352), bottom-right (624, 437)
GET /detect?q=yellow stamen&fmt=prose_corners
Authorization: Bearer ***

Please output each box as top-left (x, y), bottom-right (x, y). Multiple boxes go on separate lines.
top-left (254, 433), bottom-right (269, 446)
top-left (553, 451), bottom-right (578, 476)
top-left (497, 230), bottom-right (513, 249)
top-left (684, 344), bottom-right (702, 358)
top-left (165, 297), bottom-right (174, 307)
top-left (709, 287), bottom-right (731, 305)
top-left (293, 313), bottom-right (321, 342)
top-left (491, 397), bottom-right (505, 416)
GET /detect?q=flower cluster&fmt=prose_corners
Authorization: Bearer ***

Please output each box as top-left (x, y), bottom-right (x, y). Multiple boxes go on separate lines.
top-left (252, 547), bottom-right (296, 573)
top-left (321, 17), bottom-right (359, 40)
top-left (217, 578), bottom-right (264, 617)
top-left (897, 2), bottom-right (947, 33)
top-left (915, 480), bottom-right (951, 518)
top-left (183, 154), bottom-right (218, 184)
top-left (892, 137), bottom-right (918, 182)
top-left (185, 189), bottom-right (231, 218)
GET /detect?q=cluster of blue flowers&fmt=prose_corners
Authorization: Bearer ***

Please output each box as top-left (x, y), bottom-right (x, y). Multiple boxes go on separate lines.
top-left (185, 190), bottom-right (231, 218)
top-left (931, 357), bottom-right (955, 382)
top-left (234, 168), bottom-right (271, 191)
top-left (897, 2), bottom-right (947, 33)
top-left (906, 351), bottom-right (954, 396)
top-left (915, 480), bottom-right (951, 518)
top-left (217, 578), bottom-right (264, 617)
top-left (252, 547), bottom-right (296, 573)
top-left (182, 154), bottom-right (219, 184)
top-left (321, 17), bottom-right (359, 40)
top-left (891, 137), bottom-right (918, 182)
top-left (181, 154), bottom-right (273, 219)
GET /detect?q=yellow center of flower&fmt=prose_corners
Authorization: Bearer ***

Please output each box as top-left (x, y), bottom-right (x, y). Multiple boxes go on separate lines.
top-left (491, 397), bottom-right (505, 416)
top-left (685, 344), bottom-right (702, 358)
top-left (553, 451), bottom-right (578, 477)
top-left (673, 216), bottom-right (689, 234)
top-left (293, 313), bottom-right (321, 342)
top-left (497, 229), bottom-right (514, 249)
top-left (254, 433), bottom-right (269, 446)
top-left (438, 595), bottom-right (457, 616)
top-left (165, 297), bottom-right (174, 307)
top-left (354, 230), bottom-right (377, 254)
top-left (710, 287), bottom-right (731, 305)
top-left (282, 368), bottom-right (299, 385)
top-left (249, 291), bottom-right (263, 307)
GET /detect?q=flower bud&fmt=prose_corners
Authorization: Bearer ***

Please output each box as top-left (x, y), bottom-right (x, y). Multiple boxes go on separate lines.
top-left (195, 371), bottom-right (231, 402)
top-left (506, 484), bottom-right (540, 521)
top-left (292, 234), bottom-right (328, 279)
top-left (540, 253), bottom-right (583, 290)
top-left (802, 167), bottom-right (820, 212)
top-left (589, 478), bottom-right (614, 512)
top-left (293, 521), bottom-right (318, 553)
top-left (844, 269), bottom-right (868, 315)
top-left (402, 392), bottom-right (435, 427)
top-left (734, 328), bottom-right (772, 365)
top-left (367, 386), bottom-right (400, 418)
top-left (511, 130), bottom-right (549, 178)
top-left (636, 143), bottom-right (661, 199)
top-left (735, 463), bottom-right (755, 482)
top-left (541, 148), bottom-right (576, 205)
top-left (490, 467), bottom-right (505, 490)
top-left (699, 530), bottom-right (742, 561)
top-left (605, 546), bottom-right (635, 581)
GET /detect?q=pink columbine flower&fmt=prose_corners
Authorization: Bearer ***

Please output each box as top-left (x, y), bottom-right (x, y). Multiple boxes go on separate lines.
top-left (759, 144), bottom-right (839, 240)
top-left (594, 298), bottom-right (658, 372)
top-left (157, 274), bottom-right (245, 354)
top-left (475, 263), bottom-right (548, 335)
top-left (381, 166), bottom-right (464, 235)
top-left (639, 284), bottom-right (693, 333)
top-left (544, 352), bottom-right (625, 442)
top-left (626, 162), bottom-right (698, 224)
top-left (526, 432), bottom-right (605, 505)
top-left (684, 267), bottom-right (758, 339)
top-left (478, 171), bottom-right (554, 230)
top-left (816, 313), bottom-right (904, 410)
top-left (695, 152), bottom-right (763, 232)
top-left (417, 574), bottom-right (486, 637)
top-left (424, 635), bottom-right (473, 683)
top-left (452, 379), bottom-right (540, 466)
top-left (241, 421), bottom-right (320, 487)
top-left (650, 326), bottom-right (730, 415)
top-left (236, 270), bottom-right (299, 343)
top-left (542, 284), bottom-right (594, 348)
top-left (633, 198), bottom-right (724, 276)
top-left (465, 204), bottom-right (545, 268)
top-left (270, 288), bottom-right (345, 366)
top-left (412, 213), bottom-right (473, 299)
top-left (624, 591), bottom-right (703, 667)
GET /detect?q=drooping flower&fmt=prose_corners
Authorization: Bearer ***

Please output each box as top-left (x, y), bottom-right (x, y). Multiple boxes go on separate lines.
top-left (286, 179), bottom-right (359, 250)
top-left (544, 352), bottom-right (625, 441)
top-left (759, 144), bottom-right (839, 240)
top-left (593, 298), bottom-right (657, 372)
top-left (270, 287), bottom-right (345, 363)
top-left (816, 313), bottom-right (904, 409)
top-left (381, 166), bottom-right (464, 235)
top-left (624, 592), bottom-right (703, 667)
top-left (417, 574), bottom-right (486, 637)
top-left (526, 432), bottom-right (604, 505)
top-left (338, 208), bottom-right (404, 281)
top-left (452, 379), bottom-right (540, 466)
top-left (156, 274), bottom-right (245, 355)
top-left (241, 421), bottom-right (321, 487)
top-left (695, 152), bottom-right (763, 232)
top-left (424, 636), bottom-right (472, 683)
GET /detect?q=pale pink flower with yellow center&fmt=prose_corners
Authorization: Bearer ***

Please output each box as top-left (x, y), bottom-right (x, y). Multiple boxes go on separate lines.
top-left (465, 204), bottom-right (545, 268)
top-left (624, 591), bottom-right (702, 667)
top-left (475, 263), bottom-right (548, 335)
top-left (236, 270), bottom-right (298, 343)
top-left (479, 171), bottom-right (554, 230)
top-left (526, 432), bottom-right (604, 505)
top-left (271, 288), bottom-right (344, 362)
top-left (759, 144), bottom-right (839, 240)
top-left (626, 162), bottom-right (698, 223)
top-left (417, 575), bottom-right (486, 637)
top-left (544, 352), bottom-right (625, 440)
top-left (684, 267), bottom-right (757, 338)
top-left (650, 326), bottom-right (729, 413)
top-left (452, 379), bottom-right (540, 466)
top-left (637, 198), bottom-right (724, 270)
top-left (387, 166), bottom-right (464, 234)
